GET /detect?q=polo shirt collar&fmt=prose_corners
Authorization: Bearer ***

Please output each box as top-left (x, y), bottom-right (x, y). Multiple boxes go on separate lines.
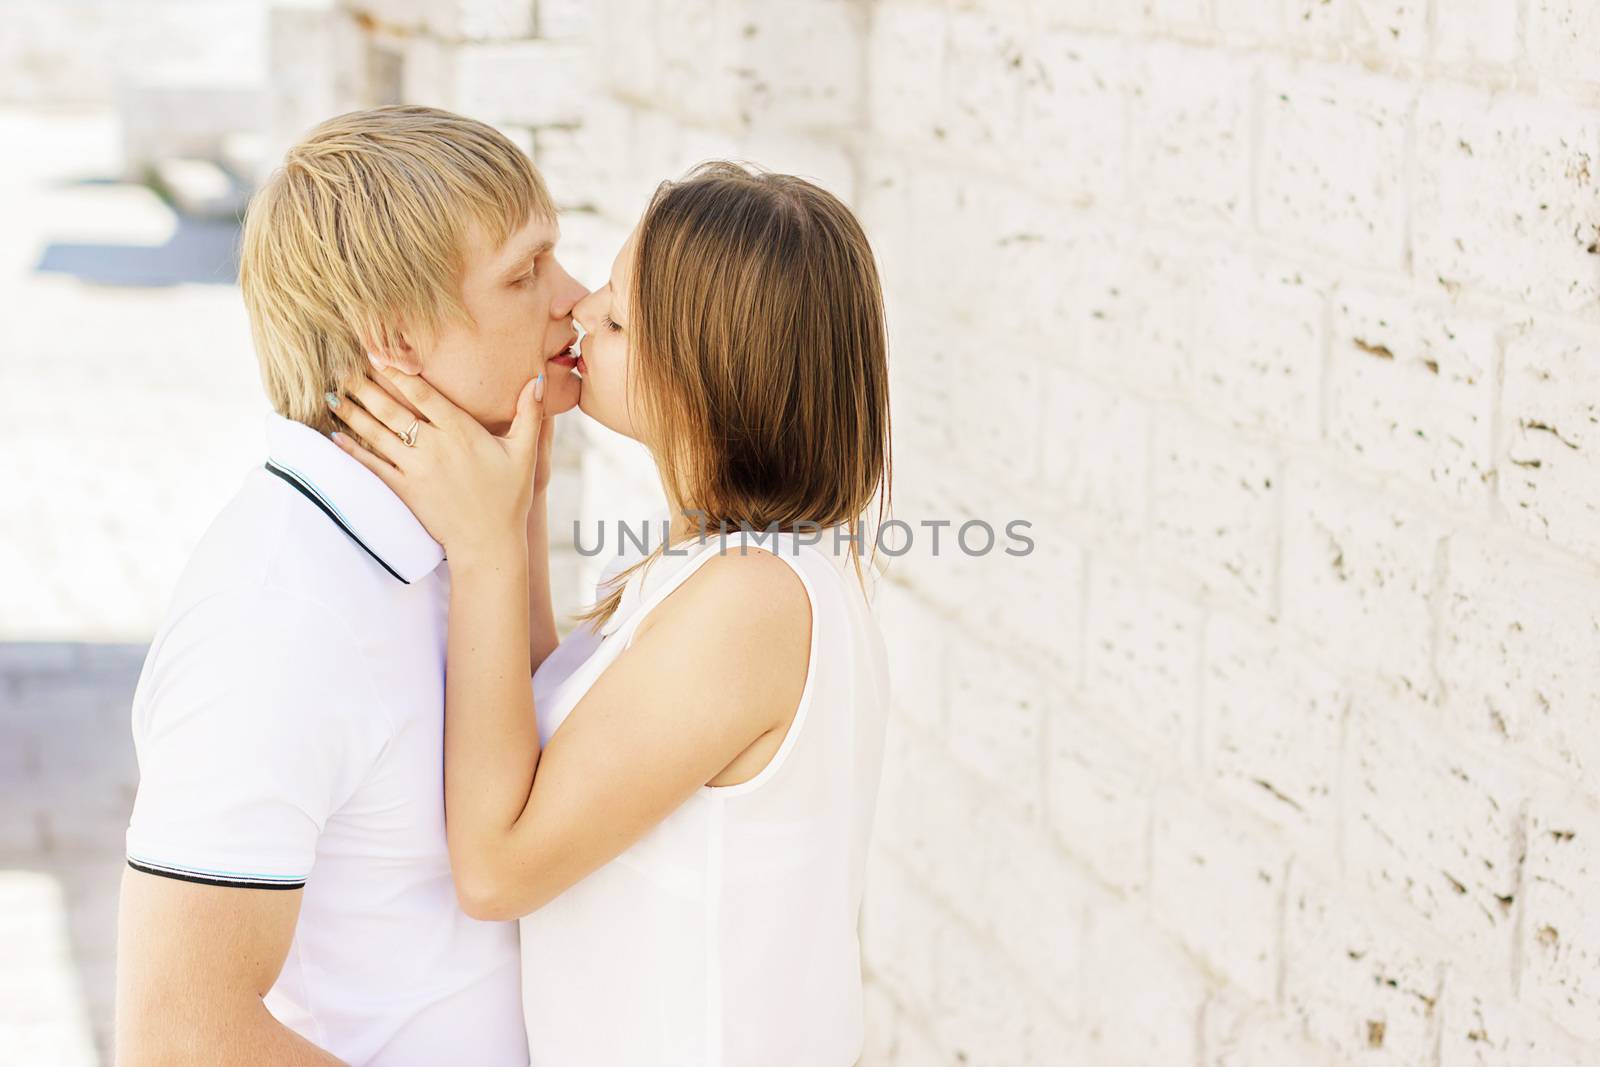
top-left (264, 413), bottom-right (444, 584)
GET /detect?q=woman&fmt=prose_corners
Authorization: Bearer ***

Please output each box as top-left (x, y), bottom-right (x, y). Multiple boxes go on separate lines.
top-left (328, 162), bottom-right (893, 1066)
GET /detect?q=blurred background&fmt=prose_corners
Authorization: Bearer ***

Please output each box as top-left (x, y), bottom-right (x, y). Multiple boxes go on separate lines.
top-left (3, 0), bottom-right (1600, 1064)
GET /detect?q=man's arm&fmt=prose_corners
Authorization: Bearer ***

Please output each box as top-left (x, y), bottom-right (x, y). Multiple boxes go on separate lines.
top-left (115, 869), bottom-right (345, 1065)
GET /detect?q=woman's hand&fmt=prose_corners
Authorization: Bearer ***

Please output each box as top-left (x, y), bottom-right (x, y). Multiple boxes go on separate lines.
top-left (328, 367), bottom-right (546, 561)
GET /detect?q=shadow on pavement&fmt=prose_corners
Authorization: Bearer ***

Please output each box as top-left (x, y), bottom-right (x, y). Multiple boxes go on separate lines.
top-left (36, 216), bottom-right (240, 287)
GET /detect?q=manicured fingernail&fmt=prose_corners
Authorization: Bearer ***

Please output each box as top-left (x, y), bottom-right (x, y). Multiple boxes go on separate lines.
top-left (533, 373), bottom-right (545, 402)
top-left (330, 431), bottom-right (345, 445)
top-left (365, 351), bottom-right (379, 367)
top-left (324, 391), bottom-right (340, 409)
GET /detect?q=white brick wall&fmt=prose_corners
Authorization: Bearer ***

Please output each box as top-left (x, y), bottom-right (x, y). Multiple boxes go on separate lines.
top-left (282, 0), bottom-right (1600, 1061)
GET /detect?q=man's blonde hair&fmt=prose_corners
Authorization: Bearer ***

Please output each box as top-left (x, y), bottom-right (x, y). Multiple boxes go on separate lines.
top-left (239, 105), bottom-right (554, 434)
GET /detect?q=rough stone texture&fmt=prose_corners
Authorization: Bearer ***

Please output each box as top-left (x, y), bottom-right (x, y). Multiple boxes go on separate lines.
top-left (13, 0), bottom-right (1600, 1062)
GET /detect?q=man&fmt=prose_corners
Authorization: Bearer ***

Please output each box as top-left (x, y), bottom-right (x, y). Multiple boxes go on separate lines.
top-left (115, 106), bottom-right (586, 1065)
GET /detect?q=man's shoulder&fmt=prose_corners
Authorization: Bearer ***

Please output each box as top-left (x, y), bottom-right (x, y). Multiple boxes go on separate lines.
top-left (168, 467), bottom-right (406, 623)
top-left (153, 473), bottom-right (370, 668)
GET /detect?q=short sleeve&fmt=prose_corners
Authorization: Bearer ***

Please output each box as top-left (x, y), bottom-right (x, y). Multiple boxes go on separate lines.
top-left (124, 589), bottom-right (389, 890)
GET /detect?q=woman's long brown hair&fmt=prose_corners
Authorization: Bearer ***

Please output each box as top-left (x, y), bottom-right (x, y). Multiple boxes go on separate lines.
top-left (573, 161), bottom-right (893, 630)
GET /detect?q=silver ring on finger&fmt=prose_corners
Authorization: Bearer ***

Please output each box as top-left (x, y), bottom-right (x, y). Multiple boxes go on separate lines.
top-left (398, 418), bottom-right (421, 448)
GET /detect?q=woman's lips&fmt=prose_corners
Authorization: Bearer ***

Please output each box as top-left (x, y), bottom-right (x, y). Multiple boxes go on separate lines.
top-left (547, 344), bottom-right (579, 370)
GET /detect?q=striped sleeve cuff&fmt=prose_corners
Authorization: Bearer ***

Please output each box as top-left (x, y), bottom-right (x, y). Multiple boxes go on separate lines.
top-left (126, 854), bottom-right (307, 891)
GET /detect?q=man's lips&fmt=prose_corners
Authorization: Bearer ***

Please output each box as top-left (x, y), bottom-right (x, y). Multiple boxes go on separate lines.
top-left (547, 338), bottom-right (580, 369)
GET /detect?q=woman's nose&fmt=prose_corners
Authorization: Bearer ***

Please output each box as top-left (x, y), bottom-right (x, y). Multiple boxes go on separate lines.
top-left (570, 289), bottom-right (597, 332)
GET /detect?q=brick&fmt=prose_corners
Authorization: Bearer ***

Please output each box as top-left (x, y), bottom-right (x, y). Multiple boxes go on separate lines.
top-left (532, 125), bottom-right (589, 209)
top-left (1284, 868), bottom-right (1445, 1066)
top-left (1084, 557), bottom-right (1204, 756)
top-left (535, 0), bottom-right (592, 40)
top-left (861, 850), bottom-right (945, 1022)
top-left (932, 919), bottom-right (1043, 1065)
top-left (1204, 990), bottom-right (1349, 1067)
top-left (1138, 0), bottom-right (1210, 31)
top-left (1433, 0), bottom-right (1521, 64)
top-left (362, 0), bottom-right (430, 30)
top-left (1328, 286), bottom-right (1499, 506)
top-left (1499, 324), bottom-right (1600, 559)
top-left (977, 508), bottom-right (1085, 681)
top-left (1415, 87), bottom-right (1600, 313)
top-left (651, 0), bottom-right (744, 127)
top-left (1346, 705), bottom-right (1521, 973)
top-left (874, 453), bottom-right (993, 619)
top-left (903, 170), bottom-right (1062, 339)
top-left (425, 0), bottom-right (535, 40)
top-left (1076, 231), bottom-right (1198, 395)
top-left (1129, 42), bottom-right (1251, 225)
top-left (876, 584), bottom-right (950, 736)
top-left (867, 2), bottom-right (947, 146)
top-left (1527, 0), bottom-right (1600, 84)
top-left (879, 439), bottom-right (1063, 652)
top-left (980, 817), bottom-right (1088, 1003)
top-left (1189, 254), bottom-right (1326, 442)
top-left (1259, 61), bottom-right (1413, 270)
top-left (1280, 465), bottom-right (1444, 700)
top-left (947, 640), bottom-right (1045, 815)
top-left (874, 717), bottom-right (1010, 911)
top-left (1018, 31), bottom-right (1128, 207)
top-left (1522, 789), bottom-right (1600, 1040)
top-left (1440, 534), bottom-right (1600, 779)
top-left (1439, 977), bottom-right (1594, 1067)
top-left (1215, 0), bottom-right (1283, 36)
top-left (452, 40), bottom-right (587, 126)
top-left (1032, 0), bottom-right (1126, 31)
top-left (941, 11), bottom-right (1025, 155)
top-left (1285, 0), bottom-right (1350, 43)
top-left (885, 1018), bottom-right (952, 1066)
top-left (1039, 366), bottom-right (1150, 550)
top-left (590, 0), bottom-right (660, 100)
top-left (856, 151), bottom-right (915, 312)
top-left (1150, 792), bottom-right (1288, 999)
top-left (1349, 0), bottom-right (1430, 58)
top-left (859, 981), bottom-right (899, 1067)
top-left (1148, 414), bottom-right (1280, 613)
top-left (1081, 903), bottom-right (1205, 1066)
top-left (263, 4), bottom-right (368, 168)
top-left (1045, 705), bottom-right (1158, 891)
top-left (1202, 611), bottom-right (1346, 867)
top-left (741, 0), bottom-right (865, 131)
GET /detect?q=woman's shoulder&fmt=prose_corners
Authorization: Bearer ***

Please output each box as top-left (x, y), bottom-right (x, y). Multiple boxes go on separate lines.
top-left (641, 537), bottom-right (813, 646)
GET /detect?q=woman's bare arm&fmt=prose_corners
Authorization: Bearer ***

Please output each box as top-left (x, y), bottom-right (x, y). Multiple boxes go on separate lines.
top-left (444, 545), bottom-right (809, 920)
top-left (328, 369), bottom-right (810, 919)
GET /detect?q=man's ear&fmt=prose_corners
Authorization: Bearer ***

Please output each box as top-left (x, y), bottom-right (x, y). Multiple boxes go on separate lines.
top-left (366, 325), bottom-right (424, 375)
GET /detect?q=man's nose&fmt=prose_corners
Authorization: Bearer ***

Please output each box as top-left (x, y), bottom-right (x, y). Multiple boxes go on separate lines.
top-left (551, 268), bottom-right (588, 320)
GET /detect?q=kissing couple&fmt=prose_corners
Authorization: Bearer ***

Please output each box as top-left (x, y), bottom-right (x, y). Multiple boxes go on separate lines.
top-left (115, 105), bottom-right (892, 1067)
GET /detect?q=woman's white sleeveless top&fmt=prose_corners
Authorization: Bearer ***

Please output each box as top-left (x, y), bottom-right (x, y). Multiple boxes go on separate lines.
top-left (521, 528), bottom-right (891, 1067)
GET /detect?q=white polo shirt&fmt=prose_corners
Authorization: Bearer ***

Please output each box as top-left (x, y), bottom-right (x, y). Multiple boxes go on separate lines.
top-left (124, 413), bottom-right (528, 1066)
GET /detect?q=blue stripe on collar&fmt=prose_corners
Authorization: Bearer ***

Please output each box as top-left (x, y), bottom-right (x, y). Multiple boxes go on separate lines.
top-left (265, 460), bottom-right (410, 584)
